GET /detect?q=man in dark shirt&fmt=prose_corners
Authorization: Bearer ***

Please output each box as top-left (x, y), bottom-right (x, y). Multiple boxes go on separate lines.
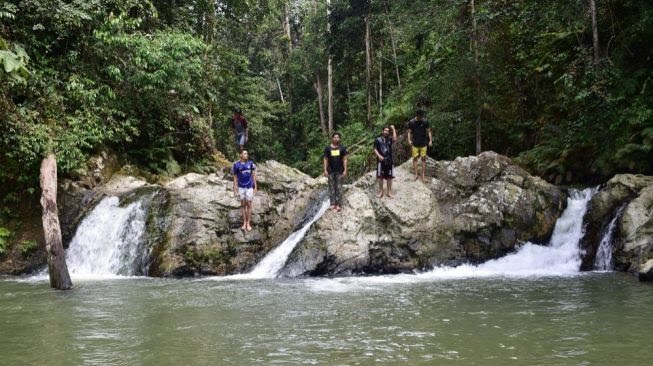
top-left (323, 132), bottom-right (348, 212)
top-left (407, 109), bottom-right (433, 181)
top-left (231, 107), bottom-right (248, 152)
top-left (374, 125), bottom-right (397, 198)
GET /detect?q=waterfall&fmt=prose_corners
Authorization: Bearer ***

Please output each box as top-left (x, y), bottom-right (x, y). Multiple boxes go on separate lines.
top-left (411, 187), bottom-right (599, 279)
top-left (65, 196), bottom-right (149, 278)
top-left (594, 204), bottom-right (626, 271)
top-left (236, 199), bottom-right (331, 279)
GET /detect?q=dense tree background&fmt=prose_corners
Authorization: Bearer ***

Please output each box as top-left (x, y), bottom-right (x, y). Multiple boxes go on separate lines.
top-left (1, 0), bottom-right (652, 219)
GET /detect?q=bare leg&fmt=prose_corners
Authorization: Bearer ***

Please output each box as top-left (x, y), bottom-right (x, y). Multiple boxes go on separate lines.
top-left (245, 201), bottom-right (253, 231)
top-left (387, 179), bottom-right (394, 198)
top-left (377, 178), bottom-right (384, 198)
top-left (240, 201), bottom-right (247, 230)
top-left (421, 157), bottom-right (427, 181)
top-left (413, 157), bottom-right (419, 180)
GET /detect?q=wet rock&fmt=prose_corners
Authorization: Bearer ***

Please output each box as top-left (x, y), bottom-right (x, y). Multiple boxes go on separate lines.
top-left (579, 174), bottom-right (653, 279)
top-left (639, 259), bottom-right (653, 282)
top-left (282, 151), bottom-right (566, 276)
top-left (145, 160), bottom-right (323, 277)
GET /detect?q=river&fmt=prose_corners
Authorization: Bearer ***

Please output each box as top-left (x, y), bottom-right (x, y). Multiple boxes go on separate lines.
top-left (1, 273), bottom-right (651, 365)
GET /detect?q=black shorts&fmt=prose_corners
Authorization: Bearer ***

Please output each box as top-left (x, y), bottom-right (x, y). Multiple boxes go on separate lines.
top-left (377, 160), bottom-right (394, 179)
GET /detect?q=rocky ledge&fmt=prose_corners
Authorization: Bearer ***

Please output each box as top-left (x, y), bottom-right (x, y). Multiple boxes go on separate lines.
top-left (280, 151), bottom-right (567, 277)
top-left (580, 174), bottom-right (653, 281)
top-left (6, 160), bottom-right (324, 277)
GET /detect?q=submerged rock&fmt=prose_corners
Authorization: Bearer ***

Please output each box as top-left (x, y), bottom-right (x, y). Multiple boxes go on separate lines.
top-left (280, 152), bottom-right (566, 276)
top-left (580, 174), bottom-right (653, 280)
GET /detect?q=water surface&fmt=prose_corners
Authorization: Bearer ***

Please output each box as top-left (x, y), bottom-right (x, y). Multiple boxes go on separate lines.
top-left (2, 273), bottom-right (651, 365)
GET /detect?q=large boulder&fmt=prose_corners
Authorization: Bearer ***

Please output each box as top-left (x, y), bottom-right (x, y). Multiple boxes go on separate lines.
top-left (280, 152), bottom-right (567, 276)
top-left (148, 162), bottom-right (324, 276)
top-left (579, 174), bottom-right (653, 280)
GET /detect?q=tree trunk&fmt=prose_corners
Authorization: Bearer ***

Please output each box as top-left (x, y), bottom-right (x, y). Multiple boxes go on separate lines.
top-left (277, 1), bottom-right (293, 113)
top-left (276, 76), bottom-right (285, 103)
top-left (40, 153), bottom-right (73, 290)
top-left (590, 0), bottom-right (600, 62)
top-left (383, 1), bottom-right (401, 88)
top-left (284, 2), bottom-right (293, 51)
top-left (315, 69), bottom-right (327, 135)
top-left (327, 0), bottom-right (334, 133)
top-left (379, 51), bottom-right (383, 121)
top-left (471, 0), bottom-right (482, 155)
top-left (365, 14), bottom-right (372, 127)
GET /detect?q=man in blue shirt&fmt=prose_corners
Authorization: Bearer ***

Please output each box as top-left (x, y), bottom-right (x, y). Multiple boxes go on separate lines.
top-left (232, 150), bottom-right (257, 231)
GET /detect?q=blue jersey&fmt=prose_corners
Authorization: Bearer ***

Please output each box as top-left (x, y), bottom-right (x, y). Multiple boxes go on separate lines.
top-left (232, 160), bottom-right (256, 188)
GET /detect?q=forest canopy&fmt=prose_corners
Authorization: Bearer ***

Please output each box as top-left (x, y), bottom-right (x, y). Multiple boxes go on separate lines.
top-left (1, 0), bottom-right (652, 202)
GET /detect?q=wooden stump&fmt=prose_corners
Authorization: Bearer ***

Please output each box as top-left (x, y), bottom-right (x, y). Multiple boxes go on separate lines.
top-left (40, 153), bottom-right (73, 290)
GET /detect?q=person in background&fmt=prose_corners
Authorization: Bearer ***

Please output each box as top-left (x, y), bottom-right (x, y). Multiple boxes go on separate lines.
top-left (231, 107), bottom-right (248, 152)
top-left (406, 109), bottom-right (432, 181)
top-left (232, 150), bottom-right (257, 231)
top-left (323, 132), bottom-right (348, 212)
top-left (374, 125), bottom-right (397, 198)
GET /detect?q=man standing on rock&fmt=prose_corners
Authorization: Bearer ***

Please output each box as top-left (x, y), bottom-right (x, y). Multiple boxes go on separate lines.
top-left (231, 107), bottom-right (248, 152)
top-left (407, 109), bottom-right (432, 181)
top-left (323, 132), bottom-right (348, 212)
top-left (374, 125), bottom-right (397, 198)
top-left (232, 150), bottom-right (257, 231)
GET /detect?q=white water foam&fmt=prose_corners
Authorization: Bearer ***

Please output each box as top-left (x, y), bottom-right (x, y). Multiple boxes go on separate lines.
top-left (231, 200), bottom-right (331, 280)
top-left (65, 196), bottom-right (149, 279)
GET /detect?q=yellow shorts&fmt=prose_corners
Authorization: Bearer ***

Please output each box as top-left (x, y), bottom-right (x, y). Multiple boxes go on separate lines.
top-left (411, 146), bottom-right (427, 158)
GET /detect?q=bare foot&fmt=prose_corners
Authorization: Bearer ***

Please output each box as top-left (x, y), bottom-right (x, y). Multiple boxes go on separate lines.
top-left (414, 175), bottom-right (419, 181)
top-left (336, 206), bottom-right (342, 212)
top-left (377, 191), bottom-right (384, 198)
top-left (421, 175), bottom-right (426, 182)
top-left (246, 224), bottom-right (253, 231)
top-left (329, 205), bottom-right (336, 211)
top-left (240, 224), bottom-right (247, 230)
top-left (387, 192), bottom-right (394, 199)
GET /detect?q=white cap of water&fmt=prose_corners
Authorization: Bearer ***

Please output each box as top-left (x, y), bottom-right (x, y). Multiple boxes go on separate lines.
top-left (65, 197), bottom-right (148, 279)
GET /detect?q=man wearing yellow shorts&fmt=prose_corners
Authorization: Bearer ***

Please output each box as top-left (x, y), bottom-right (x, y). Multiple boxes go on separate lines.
top-left (407, 109), bottom-right (432, 181)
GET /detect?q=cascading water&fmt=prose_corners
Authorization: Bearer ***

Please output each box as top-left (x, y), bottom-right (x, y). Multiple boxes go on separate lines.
top-left (464, 187), bottom-right (598, 276)
top-left (337, 187), bottom-right (599, 285)
top-left (594, 204), bottom-right (626, 271)
top-left (65, 196), bottom-right (149, 277)
top-left (234, 199), bottom-right (331, 280)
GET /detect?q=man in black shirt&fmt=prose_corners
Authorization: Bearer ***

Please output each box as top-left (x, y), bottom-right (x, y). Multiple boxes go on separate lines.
top-left (374, 125), bottom-right (397, 198)
top-left (407, 109), bottom-right (432, 181)
top-left (323, 132), bottom-right (348, 212)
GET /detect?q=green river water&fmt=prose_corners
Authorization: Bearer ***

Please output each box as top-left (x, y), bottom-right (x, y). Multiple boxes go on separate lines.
top-left (1, 273), bottom-right (651, 365)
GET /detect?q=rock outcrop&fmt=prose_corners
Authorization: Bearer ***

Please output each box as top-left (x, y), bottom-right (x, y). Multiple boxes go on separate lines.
top-left (280, 152), bottom-right (567, 277)
top-left (61, 161), bottom-right (323, 277)
top-left (580, 174), bottom-right (653, 280)
top-left (149, 161), bottom-right (323, 276)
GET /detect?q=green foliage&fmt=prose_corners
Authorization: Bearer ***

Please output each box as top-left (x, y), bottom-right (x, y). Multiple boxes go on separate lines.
top-left (0, 227), bottom-right (10, 256)
top-left (1, 0), bottom-right (652, 196)
top-left (19, 239), bottom-right (38, 257)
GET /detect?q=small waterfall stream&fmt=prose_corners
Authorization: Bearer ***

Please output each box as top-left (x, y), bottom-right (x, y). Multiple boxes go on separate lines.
top-left (235, 200), bottom-right (331, 279)
top-left (66, 196), bottom-right (149, 277)
top-left (594, 204), bottom-right (626, 271)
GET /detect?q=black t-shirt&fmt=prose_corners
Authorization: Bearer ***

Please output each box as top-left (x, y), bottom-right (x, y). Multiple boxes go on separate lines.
top-left (324, 145), bottom-right (348, 174)
top-left (374, 136), bottom-right (393, 161)
top-left (407, 118), bottom-right (430, 147)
